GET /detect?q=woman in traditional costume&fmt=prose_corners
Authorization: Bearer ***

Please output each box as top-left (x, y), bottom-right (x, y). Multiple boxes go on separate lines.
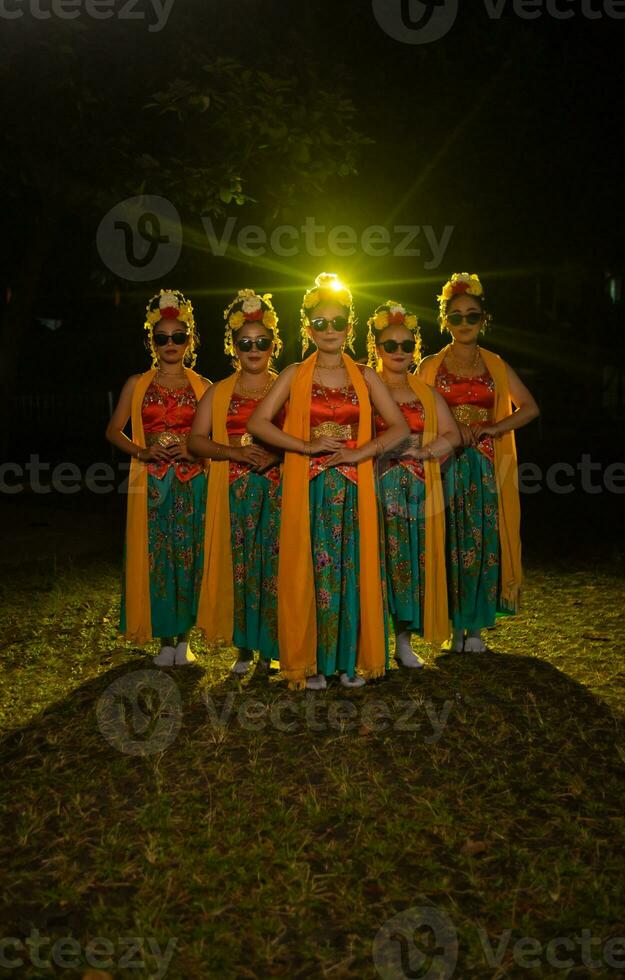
top-left (188, 290), bottom-right (283, 674)
top-left (367, 301), bottom-right (460, 666)
top-left (419, 273), bottom-right (539, 652)
top-left (247, 273), bottom-right (409, 690)
top-left (106, 289), bottom-right (210, 666)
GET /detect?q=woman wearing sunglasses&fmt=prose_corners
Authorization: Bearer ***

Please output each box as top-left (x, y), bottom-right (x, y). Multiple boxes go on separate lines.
top-left (105, 289), bottom-right (210, 666)
top-left (247, 273), bottom-right (409, 690)
top-left (419, 273), bottom-right (539, 653)
top-left (188, 290), bottom-right (283, 674)
top-left (367, 302), bottom-right (460, 667)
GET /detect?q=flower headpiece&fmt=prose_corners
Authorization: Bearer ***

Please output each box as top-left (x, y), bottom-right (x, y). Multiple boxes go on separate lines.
top-left (223, 289), bottom-right (282, 367)
top-left (437, 272), bottom-right (487, 332)
top-left (366, 301), bottom-right (420, 370)
top-left (300, 272), bottom-right (356, 355)
top-left (144, 288), bottom-right (198, 368)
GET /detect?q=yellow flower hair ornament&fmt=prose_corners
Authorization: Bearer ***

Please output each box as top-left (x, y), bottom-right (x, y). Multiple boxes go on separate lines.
top-left (366, 301), bottom-right (421, 369)
top-left (438, 272), bottom-right (483, 304)
top-left (300, 272), bottom-right (356, 355)
top-left (223, 289), bottom-right (282, 365)
top-left (144, 288), bottom-right (198, 368)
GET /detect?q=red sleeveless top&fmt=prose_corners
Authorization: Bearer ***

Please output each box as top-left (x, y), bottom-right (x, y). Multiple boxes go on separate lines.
top-left (435, 364), bottom-right (495, 461)
top-left (309, 380), bottom-right (365, 485)
top-left (226, 392), bottom-right (284, 485)
top-left (375, 399), bottom-right (426, 482)
top-left (142, 380), bottom-right (203, 482)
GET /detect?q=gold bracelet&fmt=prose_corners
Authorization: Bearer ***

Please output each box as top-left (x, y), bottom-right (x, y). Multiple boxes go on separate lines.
top-left (425, 445), bottom-right (435, 460)
top-left (301, 440), bottom-right (309, 456)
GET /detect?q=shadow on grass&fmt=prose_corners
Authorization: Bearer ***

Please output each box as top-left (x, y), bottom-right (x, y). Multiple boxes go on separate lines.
top-left (1, 647), bottom-right (624, 979)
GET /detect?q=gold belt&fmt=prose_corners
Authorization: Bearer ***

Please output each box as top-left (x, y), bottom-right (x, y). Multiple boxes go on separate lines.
top-left (451, 405), bottom-right (490, 425)
top-left (145, 431), bottom-right (186, 448)
top-left (311, 422), bottom-right (358, 441)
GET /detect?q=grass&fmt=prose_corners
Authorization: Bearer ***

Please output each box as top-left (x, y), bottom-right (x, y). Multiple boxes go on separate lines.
top-left (1, 535), bottom-right (625, 978)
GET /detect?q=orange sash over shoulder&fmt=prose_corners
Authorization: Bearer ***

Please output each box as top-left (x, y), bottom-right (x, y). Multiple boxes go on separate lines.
top-left (405, 374), bottom-right (449, 642)
top-left (420, 347), bottom-right (521, 612)
top-left (196, 371), bottom-right (239, 644)
top-left (278, 353), bottom-right (385, 688)
top-left (124, 367), bottom-right (209, 644)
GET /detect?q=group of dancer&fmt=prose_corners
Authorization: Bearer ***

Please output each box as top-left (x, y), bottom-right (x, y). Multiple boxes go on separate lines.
top-left (106, 272), bottom-right (539, 689)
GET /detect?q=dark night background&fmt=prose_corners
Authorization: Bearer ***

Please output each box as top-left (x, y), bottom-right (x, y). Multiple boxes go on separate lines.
top-left (2, 7), bottom-right (625, 977)
top-left (1, 0), bottom-right (624, 557)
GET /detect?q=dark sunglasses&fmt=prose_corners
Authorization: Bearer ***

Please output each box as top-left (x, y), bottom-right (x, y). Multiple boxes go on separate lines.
top-left (308, 316), bottom-right (348, 333)
top-left (379, 339), bottom-right (416, 354)
top-left (154, 331), bottom-right (188, 346)
top-left (446, 312), bottom-right (483, 327)
top-left (236, 336), bottom-right (273, 352)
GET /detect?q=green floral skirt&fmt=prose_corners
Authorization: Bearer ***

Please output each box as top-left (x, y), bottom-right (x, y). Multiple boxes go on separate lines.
top-left (443, 447), bottom-right (509, 631)
top-left (309, 467), bottom-right (388, 678)
top-left (230, 472), bottom-right (281, 661)
top-left (378, 465), bottom-right (426, 634)
top-left (120, 468), bottom-right (207, 639)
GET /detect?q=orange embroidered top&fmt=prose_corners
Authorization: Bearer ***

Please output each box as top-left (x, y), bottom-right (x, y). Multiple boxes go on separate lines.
top-left (226, 393), bottom-right (284, 484)
top-left (142, 380), bottom-right (203, 482)
top-left (309, 380), bottom-right (367, 485)
top-left (375, 399), bottom-right (426, 482)
top-left (435, 364), bottom-right (495, 461)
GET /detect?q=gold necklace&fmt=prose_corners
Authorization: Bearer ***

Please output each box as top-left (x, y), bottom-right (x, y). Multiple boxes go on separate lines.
top-left (316, 357), bottom-right (345, 371)
top-left (446, 343), bottom-right (481, 373)
top-left (235, 371), bottom-right (276, 399)
top-left (156, 368), bottom-right (187, 386)
top-left (384, 374), bottom-right (410, 388)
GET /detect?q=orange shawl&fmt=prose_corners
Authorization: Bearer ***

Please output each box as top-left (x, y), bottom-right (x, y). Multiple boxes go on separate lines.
top-left (196, 372), bottom-right (239, 644)
top-left (278, 353), bottom-right (385, 687)
top-left (420, 347), bottom-right (522, 612)
top-left (124, 367), bottom-right (209, 644)
top-left (404, 374), bottom-right (449, 642)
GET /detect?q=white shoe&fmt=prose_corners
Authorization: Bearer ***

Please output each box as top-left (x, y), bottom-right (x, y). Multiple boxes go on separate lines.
top-left (464, 633), bottom-right (486, 653)
top-left (305, 673), bottom-right (327, 690)
top-left (153, 645), bottom-right (175, 667)
top-left (394, 631), bottom-right (424, 668)
top-left (339, 673), bottom-right (366, 689)
top-left (174, 640), bottom-right (196, 665)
